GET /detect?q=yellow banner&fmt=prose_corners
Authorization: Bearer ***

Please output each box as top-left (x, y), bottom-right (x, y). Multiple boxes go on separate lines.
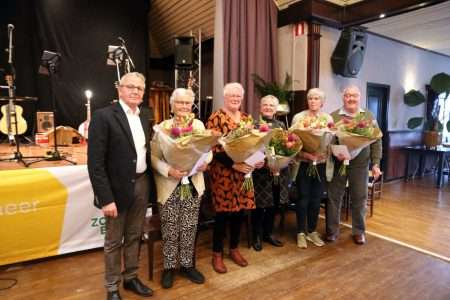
top-left (0, 169), bottom-right (68, 265)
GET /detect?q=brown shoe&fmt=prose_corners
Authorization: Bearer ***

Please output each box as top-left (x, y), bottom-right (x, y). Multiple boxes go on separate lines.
top-left (325, 233), bottom-right (338, 242)
top-left (229, 248), bottom-right (248, 267)
top-left (212, 252), bottom-right (227, 273)
top-left (352, 233), bottom-right (366, 245)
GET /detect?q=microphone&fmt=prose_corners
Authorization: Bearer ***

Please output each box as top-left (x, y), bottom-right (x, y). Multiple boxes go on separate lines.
top-left (8, 24), bottom-right (14, 30)
top-left (117, 36), bottom-right (125, 45)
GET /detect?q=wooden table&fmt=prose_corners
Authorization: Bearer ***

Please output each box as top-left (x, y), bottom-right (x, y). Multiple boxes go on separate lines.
top-left (404, 145), bottom-right (450, 188)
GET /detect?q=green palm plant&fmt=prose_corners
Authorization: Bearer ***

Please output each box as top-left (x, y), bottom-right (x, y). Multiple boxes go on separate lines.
top-left (252, 73), bottom-right (293, 104)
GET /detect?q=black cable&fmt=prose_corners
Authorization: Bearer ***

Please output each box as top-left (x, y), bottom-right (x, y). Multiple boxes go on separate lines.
top-left (0, 278), bottom-right (18, 290)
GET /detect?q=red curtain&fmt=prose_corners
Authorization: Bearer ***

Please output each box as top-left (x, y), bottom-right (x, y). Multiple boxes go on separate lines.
top-left (223, 0), bottom-right (278, 117)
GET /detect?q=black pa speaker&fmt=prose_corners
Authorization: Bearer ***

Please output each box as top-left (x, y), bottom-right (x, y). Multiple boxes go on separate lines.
top-left (174, 36), bottom-right (194, 69)
top-left (331, 27), bottom-right (367, 78)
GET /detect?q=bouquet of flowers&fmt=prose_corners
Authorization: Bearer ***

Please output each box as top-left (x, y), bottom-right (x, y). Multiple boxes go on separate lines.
top-left (154, 113), bottom-right (221, 199)
top-left (335, 114), bottom-right (383, 175)
top-left (290, 114), bottom-right (335, 179)
top-left (266, 128), bottom-right (302, 183)
top-left (219, 115), bottom-right (273, 192)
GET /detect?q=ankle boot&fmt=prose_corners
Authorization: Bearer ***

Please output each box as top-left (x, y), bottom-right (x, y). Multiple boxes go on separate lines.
top-left (252, 231), bottom-right (262, 251)
top-left (212, 252), bottom-right (227, 273)
top-left (229, 248), bottom-right (248, 267)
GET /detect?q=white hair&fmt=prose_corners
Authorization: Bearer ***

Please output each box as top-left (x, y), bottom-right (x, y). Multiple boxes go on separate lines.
top-left (343, 85), bottom-right (361, 95)
top-left (169, 88), bottom-right (195, 106)
top-left (307, 88), bottom-right (326, 101)
top-left (119, 72), bottom-right (146, 87)
top-left (260, 94), bottom-right (279, 107)
top-left (223, 82), bottom-right (245, 97)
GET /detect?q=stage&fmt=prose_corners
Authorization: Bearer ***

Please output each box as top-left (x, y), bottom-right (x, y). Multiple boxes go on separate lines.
top-left (0, 142), bottom-right (106, 266)
top-left (0, 142), bottom-right (87, 170)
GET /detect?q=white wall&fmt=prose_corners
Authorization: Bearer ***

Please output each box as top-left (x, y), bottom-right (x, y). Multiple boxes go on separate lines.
top-left (277, 24), bottom-right (308, 91)
top-left (319, 26), bottom-right (450, 130)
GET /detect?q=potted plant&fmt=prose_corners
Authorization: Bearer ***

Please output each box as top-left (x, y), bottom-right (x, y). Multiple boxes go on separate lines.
top-left (252, 72), bottom-right (293, 115)
top-left (404, 72), bottom-right (450, 147)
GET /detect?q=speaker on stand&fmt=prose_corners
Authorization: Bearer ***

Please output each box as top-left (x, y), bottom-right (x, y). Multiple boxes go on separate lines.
top-left (331, 27), bottom-right (367, 78)
top-left (174, 36), bottom-right (194, 69)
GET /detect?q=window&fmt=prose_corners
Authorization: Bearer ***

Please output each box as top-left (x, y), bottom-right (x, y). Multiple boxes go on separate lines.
top-left (438, 93), bottom-right (450, 143)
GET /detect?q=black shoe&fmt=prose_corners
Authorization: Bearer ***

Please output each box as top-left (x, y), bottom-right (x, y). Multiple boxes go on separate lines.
top-left (161, 269), bottom-right (175, 289)
top-left (106, 291), bottom-right (122, 300)
top-left (252, 234), bottom-right (262, 251)
top-left (123, 277), bottom-right (153, 297)
top-left (263, 235), bottom-right (283, 247)
top-left (180, 267), bottom-right (205, 284)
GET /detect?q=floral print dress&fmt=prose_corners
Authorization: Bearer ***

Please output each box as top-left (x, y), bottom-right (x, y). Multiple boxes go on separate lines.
top-left (206, 109), bottom-right (256, 212)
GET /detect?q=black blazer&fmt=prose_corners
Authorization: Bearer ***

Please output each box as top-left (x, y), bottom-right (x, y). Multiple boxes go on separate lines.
top-left (87, 102), bottom-right (154, 212)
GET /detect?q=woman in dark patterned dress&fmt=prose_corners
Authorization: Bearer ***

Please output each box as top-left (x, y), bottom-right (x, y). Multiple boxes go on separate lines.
top-left (252, 95), bottom-right (289, 251)
top-left (206, 82), bottom-right (263, 273)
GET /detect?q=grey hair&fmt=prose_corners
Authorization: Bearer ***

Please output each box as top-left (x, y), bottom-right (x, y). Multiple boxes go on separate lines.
top-left (307, 88), bottom-right (326, 101)
top-left (343, 85), bottom-right (361, 95)
top-left (223, 82), bottom-right (245, 97)
top-left (119, 72), bottom-right (146, 87)
top-left (260, 94), bottom-right (279, 107)
top-left (169, 88), bottom-right (195, 106)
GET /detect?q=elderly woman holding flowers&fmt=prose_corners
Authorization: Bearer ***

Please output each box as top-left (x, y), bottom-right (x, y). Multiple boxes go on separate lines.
top-left (251, 95), bottom-right (290, 251)
top-left (151, 88), bottom-right (212, 289)
top-left (291, 88), bottom-right (333, 249)
top-left (206, 82), bottom-right (264, 273)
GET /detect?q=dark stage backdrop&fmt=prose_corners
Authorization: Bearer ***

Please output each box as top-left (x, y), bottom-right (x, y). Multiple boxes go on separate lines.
top-left (0, 0), bottom-right (150, 134)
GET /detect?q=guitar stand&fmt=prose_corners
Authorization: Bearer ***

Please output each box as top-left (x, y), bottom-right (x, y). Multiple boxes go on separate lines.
top-left (0, 105), bottom-right (41, 167)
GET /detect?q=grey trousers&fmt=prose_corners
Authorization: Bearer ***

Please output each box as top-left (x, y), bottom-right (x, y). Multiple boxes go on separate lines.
top-left (327, 162), bottom-right (369, 236)
top-left (159, 185), bottom-right (201, 270)
top-left (104, 174), bottom-right (149, 292)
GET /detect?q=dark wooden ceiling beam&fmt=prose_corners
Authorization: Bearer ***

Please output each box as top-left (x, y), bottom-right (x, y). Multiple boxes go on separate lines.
top-left (278, 0), bottom-right (449, 28)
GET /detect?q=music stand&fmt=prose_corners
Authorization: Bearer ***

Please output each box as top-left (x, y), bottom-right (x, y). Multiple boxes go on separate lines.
top-left (28, 51), bottom-right (76, 166)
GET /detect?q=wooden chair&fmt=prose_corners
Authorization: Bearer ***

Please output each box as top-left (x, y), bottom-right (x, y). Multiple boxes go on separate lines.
top-left (142, 204), bottom-right (162, 281)
top-left (344, 171), bottom-right (383, 220)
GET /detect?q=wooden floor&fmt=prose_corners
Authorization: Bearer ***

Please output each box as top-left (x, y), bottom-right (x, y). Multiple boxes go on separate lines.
top-left (1, 143), bottom-right (450, 299)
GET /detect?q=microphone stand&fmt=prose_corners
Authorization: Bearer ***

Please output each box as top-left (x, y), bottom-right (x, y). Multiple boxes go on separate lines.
top-left (28, 51), bottom-right (76, 166)
top-left (0, 24), bottom-right (41, 167)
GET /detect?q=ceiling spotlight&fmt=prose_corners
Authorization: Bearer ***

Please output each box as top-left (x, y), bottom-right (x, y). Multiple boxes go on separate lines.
top-left (379, 13), bottom-right (386, 18)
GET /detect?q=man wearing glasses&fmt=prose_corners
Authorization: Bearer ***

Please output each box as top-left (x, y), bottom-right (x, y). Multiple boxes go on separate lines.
top-left (326, 85), bottom-right (382, 246)
top-left (88, 72), bottom-right (154, 300)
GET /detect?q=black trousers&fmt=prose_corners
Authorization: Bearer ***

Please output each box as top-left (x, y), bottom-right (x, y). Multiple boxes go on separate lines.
top-left (251, 182), bottom-right (281, 237)
top-left (295, 162), bottom-right (325, 234)
top-left (212, 211), bottom-right (244, 252)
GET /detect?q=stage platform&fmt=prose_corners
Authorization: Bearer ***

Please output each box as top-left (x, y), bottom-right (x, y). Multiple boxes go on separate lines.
top-left (0, 142), bottom-right (87, 170)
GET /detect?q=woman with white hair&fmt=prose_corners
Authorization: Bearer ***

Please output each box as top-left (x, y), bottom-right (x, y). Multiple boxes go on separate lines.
top-left (251, 95), bottom-right (289, 251)
top-left (206, 82), bottom-right (263, 273)
top-left (291, 88), bottom-right (333, 249)
top-left (151, 88), bottom-right (210, 289)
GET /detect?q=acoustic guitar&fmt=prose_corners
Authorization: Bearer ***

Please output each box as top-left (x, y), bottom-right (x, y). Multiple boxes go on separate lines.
top-left (0, 75), bottom-right (27, 136)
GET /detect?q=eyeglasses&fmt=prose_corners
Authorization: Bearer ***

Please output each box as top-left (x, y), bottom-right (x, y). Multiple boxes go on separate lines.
top-left (120, 84), bottom-right (145, 93)
top-left (174, 101), bottom-right (193, 106)
top-left (344, 93), bottom-right (359, 98)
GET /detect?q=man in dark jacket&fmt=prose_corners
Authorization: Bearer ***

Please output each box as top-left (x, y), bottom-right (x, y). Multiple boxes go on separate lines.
top-left (88, 72), bottom-right (154, 300)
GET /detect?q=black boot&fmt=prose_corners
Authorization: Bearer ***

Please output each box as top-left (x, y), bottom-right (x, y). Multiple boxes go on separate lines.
top-left (252, 232), bottom-right (262, 251)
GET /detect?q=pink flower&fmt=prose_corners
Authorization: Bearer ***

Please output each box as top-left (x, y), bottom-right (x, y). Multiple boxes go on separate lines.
top-left (181, 125), bottom-right (193, 133)
top-left (171, 127), bottom-right (181, 137)
top-left (259, 124), bottom-right (269, 132)
top-left (287, 133), bottom-right (296, 142)
top-left (286, 141), bottom-right (294, 149)
top-left (357, 121), bottom-right (366, 128)
top-left (327, 122), bottom-right (335, 129)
